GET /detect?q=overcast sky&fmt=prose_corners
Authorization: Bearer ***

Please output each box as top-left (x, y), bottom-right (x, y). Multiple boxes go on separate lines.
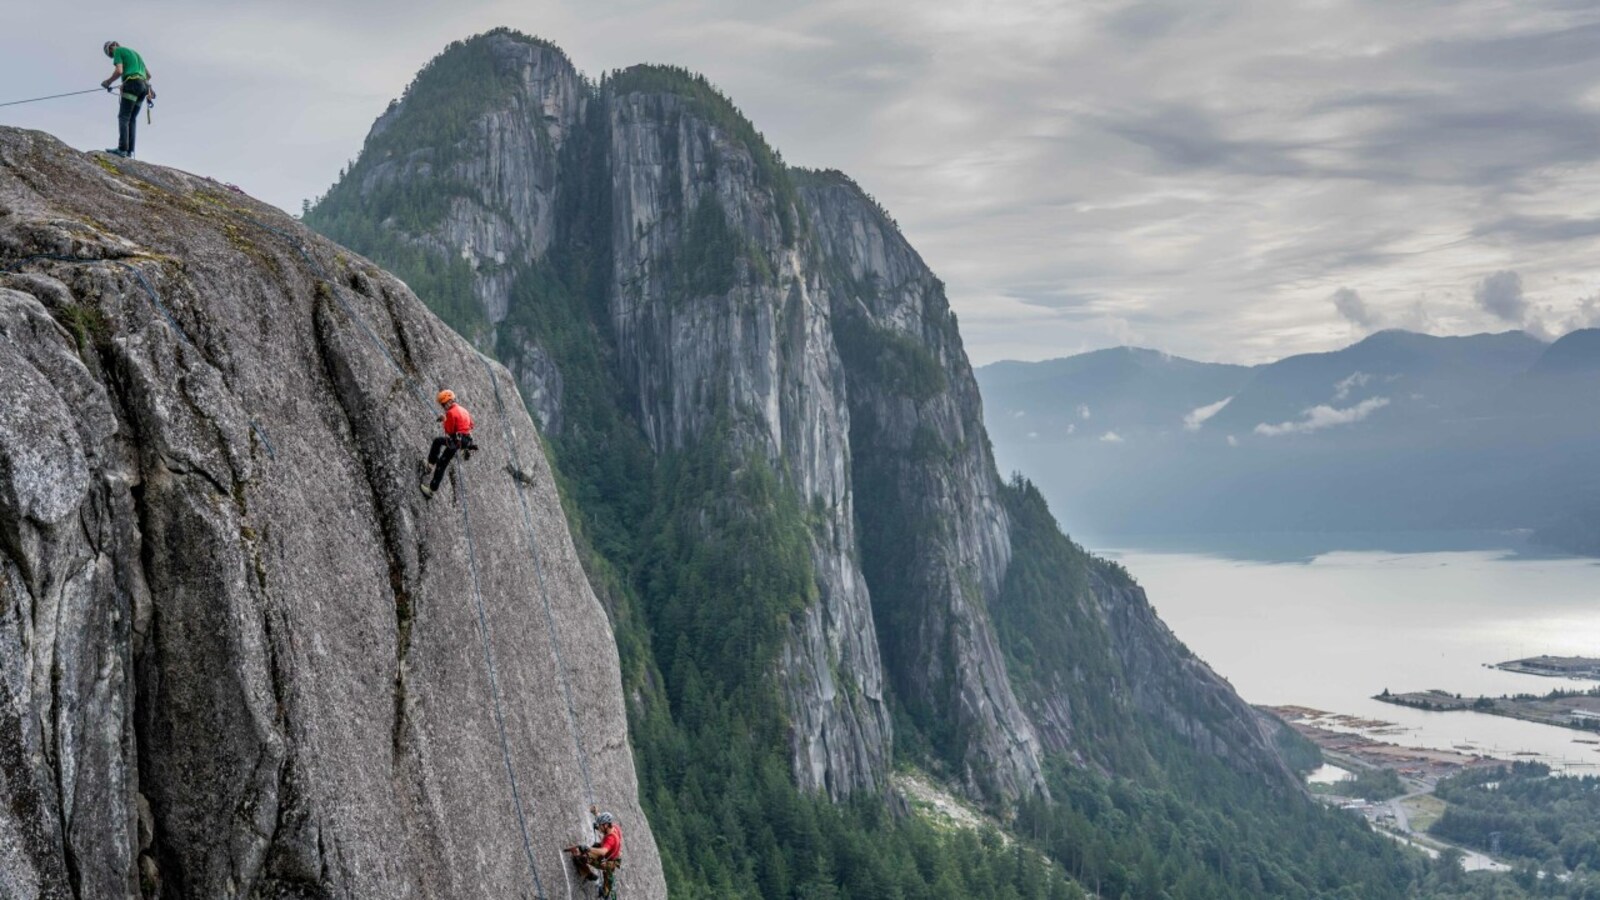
top-left (9, 0), bottom-right (1600, 364)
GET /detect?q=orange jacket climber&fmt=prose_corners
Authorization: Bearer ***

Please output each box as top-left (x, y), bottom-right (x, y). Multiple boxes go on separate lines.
top-left (421, 390), bottom-right (476, 498)
top-left (442, 399), bottom-right (473, 437)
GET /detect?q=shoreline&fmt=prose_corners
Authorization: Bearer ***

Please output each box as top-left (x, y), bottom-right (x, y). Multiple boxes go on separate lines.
top-left (1374, 688), bottom-right (1600, 737)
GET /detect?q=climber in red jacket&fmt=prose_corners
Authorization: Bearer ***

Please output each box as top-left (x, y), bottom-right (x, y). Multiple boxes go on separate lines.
top-left (567, 808), bottom-right (623, 898)
top-left (420, 389), bottom-right (475, 498)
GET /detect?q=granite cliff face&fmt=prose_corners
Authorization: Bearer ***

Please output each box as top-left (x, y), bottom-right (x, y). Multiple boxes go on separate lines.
top-left (799, 172), bottom-right (1044, 799)
top-left (601, 86), bottom-right (894, 798)
top-left (360, 36), bottom-right (584, 335)
top-left (0, 129), bottom-right (665, 899)
top-left (802, 173), bottom-right (1289, 788)
top-left (309, 28), bottom-right (1296, 810)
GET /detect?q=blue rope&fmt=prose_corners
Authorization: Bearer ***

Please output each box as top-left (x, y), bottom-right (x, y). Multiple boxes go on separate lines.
top-left (70, 164), bottom-right (574, 895)
top-left (3, 254), bottom-right (188, 341)
top-left (458, 464), bottom-right (549, 899)
top-left (478, 353), bottom-right (598, 805)
top-left (162, 173), bottom-right (561, 896)
top-left (217, 207), bottom-right (556, 898)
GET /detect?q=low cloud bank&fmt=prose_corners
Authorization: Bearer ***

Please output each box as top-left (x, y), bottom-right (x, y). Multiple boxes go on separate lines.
top-left (1183, 396), bottom-right (1233, 430)
top-left (1254, 396), bottom-right (1390, 436)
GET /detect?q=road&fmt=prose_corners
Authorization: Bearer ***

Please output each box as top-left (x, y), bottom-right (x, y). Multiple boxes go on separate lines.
top-left (1386, 788), bottom-right (1429, 833)
top-left (1386, 787), bottom-right (1509, 873)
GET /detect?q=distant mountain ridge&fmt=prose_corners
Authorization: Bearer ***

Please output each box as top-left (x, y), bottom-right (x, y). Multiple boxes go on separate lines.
top-left (982, 347), bottom-right (1254, 440)
top-left (978, 329), bottom-right (1600, 546)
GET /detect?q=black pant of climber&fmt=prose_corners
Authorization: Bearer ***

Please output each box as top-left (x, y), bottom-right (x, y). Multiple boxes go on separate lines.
top-left (427, 436), bottom-right (459, 492)
top-left (117, 78), bottom-right (149, 156)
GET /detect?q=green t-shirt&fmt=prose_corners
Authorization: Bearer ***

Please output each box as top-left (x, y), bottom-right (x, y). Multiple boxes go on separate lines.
top-left (112, 46), bottom-right (147, 81)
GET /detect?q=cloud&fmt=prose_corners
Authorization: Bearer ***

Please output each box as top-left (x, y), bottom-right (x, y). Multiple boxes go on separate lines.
top-left (1099, 431), bottom-right (1125, 443)
top-left (1097, 104), bottom-right (1308, 178)
top-left (1333, 372), bottom-right (1372, 401)
top-left (1475, 214), bottom-right (1600, 243)
top-left (1475, 270), bottom-right (1528, 323)
top-left (19, 0), bottom-right (1600, 368)
top-left (1420, 21), bottom-right (1600, 72)
top-left (1182, 396), bottom-right (1232, 430)
top-left (1468, 270), bottom-right (1568, 338)
top-left (1077, 404), bottom-right (1092, 420)
top-left (1567, 294), bottom-right (1600, 331)
top-left (1254, 396), bottom-right (1390, 436)
top-left (1331, 287), bottom-right (1379, 330)
top-left (1226, 434), bottom-right (1239, 447)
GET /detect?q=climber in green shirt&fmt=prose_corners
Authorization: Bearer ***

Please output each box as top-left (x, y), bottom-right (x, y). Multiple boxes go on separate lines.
top-left (100, 41), bottom-right (155, 158)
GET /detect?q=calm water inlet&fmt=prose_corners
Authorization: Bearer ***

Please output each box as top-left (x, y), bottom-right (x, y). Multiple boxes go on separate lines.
top-left (1099, 535), bottom-right (1600, 771)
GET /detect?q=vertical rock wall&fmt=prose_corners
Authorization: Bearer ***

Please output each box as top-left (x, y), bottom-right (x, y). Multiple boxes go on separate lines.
top-left (605, 87), bottom-right (893, 797)
top-left (801, 172), bottom-right (1045, 800)
top-left (0, 129), bottom-right (666, 899)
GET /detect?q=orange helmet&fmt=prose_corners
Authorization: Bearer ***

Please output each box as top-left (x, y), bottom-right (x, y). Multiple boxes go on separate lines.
top-left (436, 389), bottom-right (455, 406)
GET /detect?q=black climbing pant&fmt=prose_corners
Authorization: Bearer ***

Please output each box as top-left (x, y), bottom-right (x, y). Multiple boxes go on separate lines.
top-left (427, 436), bottom-right (458, 491)
top-left (117, 78), bottom-right (149, 155)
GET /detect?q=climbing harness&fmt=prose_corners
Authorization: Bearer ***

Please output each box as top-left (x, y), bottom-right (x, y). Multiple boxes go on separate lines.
top-left (0, 88), bottom-right (104, 109)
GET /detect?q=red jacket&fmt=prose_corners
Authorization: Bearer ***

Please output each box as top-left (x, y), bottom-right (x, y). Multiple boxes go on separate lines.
top-left (442, 404), bottom-right (473, 437)
top-left (596, 826), bottom-right (622, 860)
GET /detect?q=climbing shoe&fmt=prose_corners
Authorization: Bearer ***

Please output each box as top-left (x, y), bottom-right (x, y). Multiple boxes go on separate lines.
top-left (419, 483), bottom-right (434, 498)
top-left (104, 149), bottom-right (129, 158)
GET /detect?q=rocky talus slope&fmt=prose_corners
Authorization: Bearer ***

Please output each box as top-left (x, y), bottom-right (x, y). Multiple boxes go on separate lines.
top-left (0, 127), bottom-right (665, 899)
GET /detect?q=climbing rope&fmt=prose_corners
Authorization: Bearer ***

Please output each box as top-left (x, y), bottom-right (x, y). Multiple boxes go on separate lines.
top-left (86, 161), bottom-right (604, 896)
top-left (1, 253), bottom-right (277, 459)
top-left (4, 253), bottom-right (186, 338)
top-left (478, 354), bottom-right (599, 804)
top-left (0, 88), bottom-right (104, 109)
top-left (215, 200), bottom-right (553, 898)
top-left (108, 165), bottom-right (564, 895)
top-left (457, 465), bottom-right (549, 899)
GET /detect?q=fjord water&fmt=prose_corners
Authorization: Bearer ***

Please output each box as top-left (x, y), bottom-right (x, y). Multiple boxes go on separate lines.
top-left (1099, 533), bottom-right (1600, 771)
